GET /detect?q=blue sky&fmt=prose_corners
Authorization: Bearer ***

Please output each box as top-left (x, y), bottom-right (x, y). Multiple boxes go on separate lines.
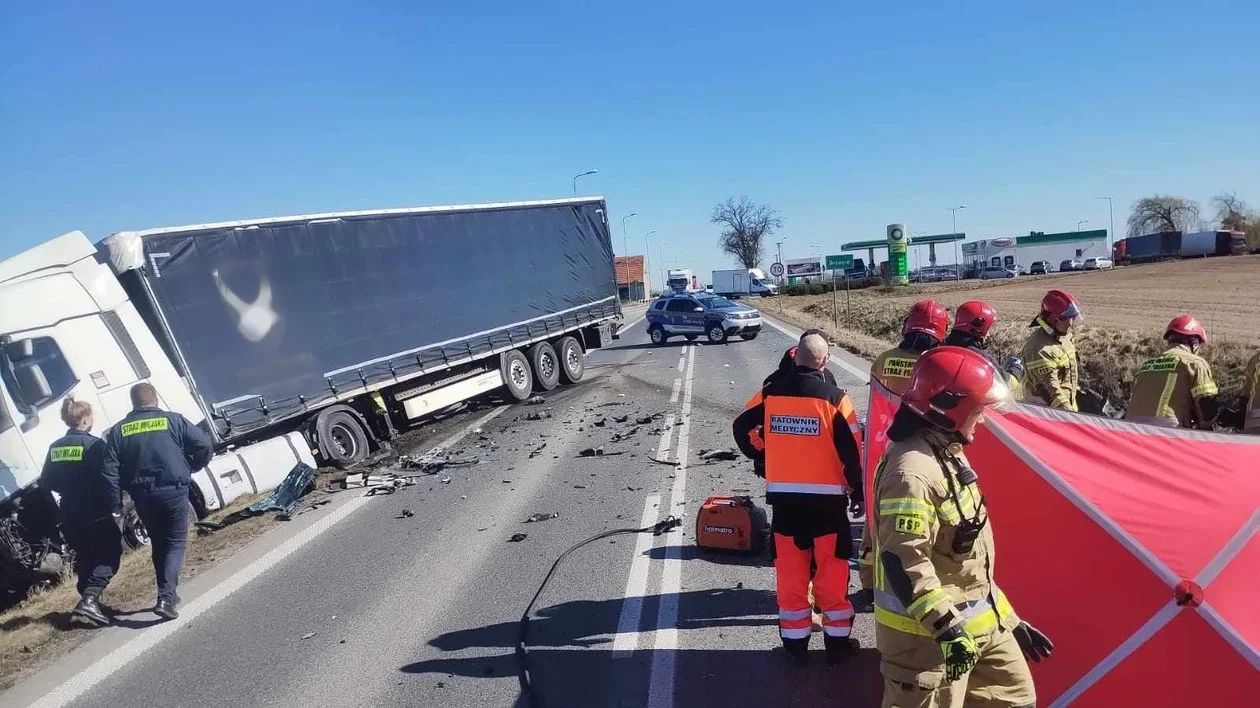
top-left (2, 1), bottom-right (1257, 281)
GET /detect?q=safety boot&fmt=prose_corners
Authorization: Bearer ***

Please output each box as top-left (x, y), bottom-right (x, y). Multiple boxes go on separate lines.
top-left (824, 636), bottom-right (859, 666)
top-left (782, 637), bottom-right (810, 666)
top-left (155, 599), bottom-right (179, 621)
top-left (71, 590), bottom-right (110, 627)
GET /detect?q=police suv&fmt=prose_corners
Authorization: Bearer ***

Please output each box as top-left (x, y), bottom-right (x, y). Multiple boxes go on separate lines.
top-left (646, 292), bottom-right (762, 345)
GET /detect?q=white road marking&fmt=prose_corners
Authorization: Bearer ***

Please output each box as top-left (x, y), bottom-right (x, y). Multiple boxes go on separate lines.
top-left (26, 405), bottom-right (510, 708)
top-left (611, 494), bottom-right (664, 656)
top-left (761, 315), bottom-right (870, 381)
top-left (646, 344), bottom-right (696, 708)
top-left (622, 314), bottom-right (647, 332)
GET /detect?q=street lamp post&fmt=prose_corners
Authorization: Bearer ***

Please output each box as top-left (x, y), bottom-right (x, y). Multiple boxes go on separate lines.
top-left (1077, 219), bottom-right (1090, 232)
top-left (948, 205), bottom-right (967, 279)
top-left (621, 212), bottom-right (638, 256)
top-left (572, 169), bottom-right (598, 195)
top-left (774, 237), bottom-right (789, 285)
top-left (1097, 196), bottom-right (1114, 249)
top-left (658, 243), bottom-right (668, 292)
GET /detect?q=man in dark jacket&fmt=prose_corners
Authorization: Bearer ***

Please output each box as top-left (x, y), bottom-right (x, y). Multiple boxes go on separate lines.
top-left (40, 397), bottom-right (120, 627)
top-left (103, 383), bottom-right (214, 620)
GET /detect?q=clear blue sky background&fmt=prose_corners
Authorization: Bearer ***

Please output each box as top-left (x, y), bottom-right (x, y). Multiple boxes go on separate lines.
top-left (3, 1), bottom-right (1257, 282)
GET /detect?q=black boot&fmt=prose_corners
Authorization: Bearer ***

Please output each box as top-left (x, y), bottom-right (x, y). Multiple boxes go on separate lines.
top-left (155, 599), bottom-right (179, 621)
top-left (72, 590), bottom-right (110, 627)
top-left (825, 636), bottom-right (859, 666)
top-left (782, 637), bottom-right (810, 666)
top-left (849, 587), bottom-right (874, 612)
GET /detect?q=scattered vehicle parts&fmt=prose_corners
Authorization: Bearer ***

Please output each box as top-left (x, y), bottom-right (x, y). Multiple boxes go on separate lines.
top-left (524, 512), bottom-right (560, 523)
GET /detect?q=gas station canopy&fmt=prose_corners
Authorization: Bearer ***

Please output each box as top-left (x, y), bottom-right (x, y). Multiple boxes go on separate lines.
top-left (841, 232), bottom-right (966, 252)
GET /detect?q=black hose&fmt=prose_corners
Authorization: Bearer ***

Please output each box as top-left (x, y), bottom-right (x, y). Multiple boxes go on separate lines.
top-left (516, 515), bottom-right (682, 708)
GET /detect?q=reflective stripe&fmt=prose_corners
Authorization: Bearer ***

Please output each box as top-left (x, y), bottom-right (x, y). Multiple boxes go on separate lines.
top-left (878, 498), bottom-right (934, 517)
top-left (875, 590), bottom-right (1014, 637)
top-left (120, 417), bottom-right (169, 436)
top-left (822, 625), bottom-right (852, 637)
top-left (49, 445), bottom-right (85, 462)
top-left (823, 608), bottom-right (855, 621)
top-left (779, 608), bottom-right (813, 621)
top-left (1156, 373), bottom-right (1177, 419)
top-left (1025, 359), bottom-right (1055, 372)
top-left (779, 627), bottom-right (812, 639)
top-left (858, 554), bottom-right (874, 567)
top-left (907, 588), bottom-right (950, 620)
top-left (766, 481), bottom-right (850, 495)
top-left (875, 589), bottom-right (908, 614)
top-left (1191, 381), bottom-right (1218, 397)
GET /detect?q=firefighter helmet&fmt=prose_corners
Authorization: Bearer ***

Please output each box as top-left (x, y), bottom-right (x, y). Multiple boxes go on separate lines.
top-left (903, 300), bottom-right (950, 341)
top-left (903, 346), bottom-right (1009, 432)
top-left (954, 300), bottom-right (997, 338)
top-left (1040, 289), bottom-right (1081, 324)
top-left (1165, 315), bottom-right (1208, 344)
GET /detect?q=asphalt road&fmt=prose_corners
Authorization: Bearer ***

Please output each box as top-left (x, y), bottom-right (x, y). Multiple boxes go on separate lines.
top-left (23, 311), bottom-right (882, 708)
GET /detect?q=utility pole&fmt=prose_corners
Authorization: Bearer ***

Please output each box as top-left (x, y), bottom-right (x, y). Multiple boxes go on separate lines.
top-left (948, 206), bottom-right (967, 279)
top-left (1098, 196), bottom-right (1114, 250)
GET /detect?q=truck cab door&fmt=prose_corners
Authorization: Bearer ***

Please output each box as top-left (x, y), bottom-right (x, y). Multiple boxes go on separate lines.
top-left (0, 384), bottom-right (37, 504)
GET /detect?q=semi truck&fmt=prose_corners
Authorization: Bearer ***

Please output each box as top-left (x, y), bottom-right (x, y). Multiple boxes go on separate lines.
top-left (665, 268), bottom-right (695, 293)
top-left (710, 268), bottom-right (777, 297)
top-left (0, 197), bottom-right (619, 595)
top-left (1113, 230), bottom-right (1246, 264)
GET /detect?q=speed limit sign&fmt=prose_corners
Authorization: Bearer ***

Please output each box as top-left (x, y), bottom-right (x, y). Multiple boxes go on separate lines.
top-left (769, 262), bottom-right (785, 277)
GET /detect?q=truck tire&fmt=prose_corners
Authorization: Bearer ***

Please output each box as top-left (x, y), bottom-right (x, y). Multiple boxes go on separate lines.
top-left (529, 341), bottom-right (561, 391)
top-left (556, 336), bottom-right (585, 384)
top-left (706, 322), bottom-right (728, 344)
top-left (500, 349), bottom-right (534, 401)
top-left (317, 409), bottom-right (370, 469)
top-left (649, 324), bottom-right (669, 345)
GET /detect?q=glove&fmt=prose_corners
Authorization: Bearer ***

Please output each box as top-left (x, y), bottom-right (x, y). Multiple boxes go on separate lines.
top-left (1013, 621), bottom-right (1054, 662)
top-left (753, 458), bottom-right (766, 479)
top-left (848, 496), bottom-right (864, 518)
top-left (938, 627), bottom-right (979, 682)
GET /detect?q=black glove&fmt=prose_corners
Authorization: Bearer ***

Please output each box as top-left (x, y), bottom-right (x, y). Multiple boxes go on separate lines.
top-left (848, 496), bottom-right (864, 518)
top-left (937, 626), bottom-right (978, 682)
top-left (1013, 621), bottom-right (1054, 662)
top-left (753, 458), bottom-right (766, 479)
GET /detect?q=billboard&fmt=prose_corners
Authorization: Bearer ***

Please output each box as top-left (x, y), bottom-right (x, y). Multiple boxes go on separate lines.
top-left (785, 257), bottom-right (822, 277)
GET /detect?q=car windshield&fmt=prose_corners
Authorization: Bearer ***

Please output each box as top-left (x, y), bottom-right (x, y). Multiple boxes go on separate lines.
top-left (695, 295), bottom-right (735, 309)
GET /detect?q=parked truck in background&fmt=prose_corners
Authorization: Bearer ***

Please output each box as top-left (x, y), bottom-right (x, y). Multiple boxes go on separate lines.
top-left (666, 268), bottom-right (695, 293)
top-left (0, 197), bottom-right (619, 597)
top-left (710, 268), bottom-right (777, 298)
top-left (1113, 230), bottom-right (1246, 264)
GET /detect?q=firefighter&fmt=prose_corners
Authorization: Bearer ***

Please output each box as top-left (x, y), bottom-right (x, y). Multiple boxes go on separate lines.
top-left (103, 383), bottom-right (214, 620)
top-left (856, 300), bottom-right (949, 604)
top-left (945, 300), bottom-right (1026, 399)
top-left (1127, 316), bottom-right (1219, 429)
top-left (733, 333), bottom-right (864, 665)
top-left (874, 346), bottom-right (1053, 707)
top-left (39, 397), bottom-right (121, 627)
top-left (1020, 289), bottom-right (1081, 410)
top-left (1246, 351), bottom-right (1260, 435)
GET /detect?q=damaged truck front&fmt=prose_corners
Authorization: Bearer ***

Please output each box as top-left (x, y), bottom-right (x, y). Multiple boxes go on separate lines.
top-left (1, 197), bottom-right (620, 599)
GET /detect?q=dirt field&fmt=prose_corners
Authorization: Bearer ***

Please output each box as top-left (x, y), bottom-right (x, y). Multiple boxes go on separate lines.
top-left (770, 254), bottom-right (1260, 407)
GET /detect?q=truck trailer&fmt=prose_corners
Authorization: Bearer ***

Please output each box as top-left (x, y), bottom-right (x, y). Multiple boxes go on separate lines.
top-left (0, 197), bottom-right (619, 595)
top-left (710, 268), bottom-right (777, 298)
top-left (1113, 230), bottom-right (1246, 264)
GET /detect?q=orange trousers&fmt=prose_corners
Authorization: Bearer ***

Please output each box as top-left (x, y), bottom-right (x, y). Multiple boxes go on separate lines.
top-left (774, 532), bottom-right (854, 641)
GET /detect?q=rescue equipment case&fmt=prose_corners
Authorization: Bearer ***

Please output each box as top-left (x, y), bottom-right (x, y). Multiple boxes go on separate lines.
top-left (694, 495), bottom-right (768, 553)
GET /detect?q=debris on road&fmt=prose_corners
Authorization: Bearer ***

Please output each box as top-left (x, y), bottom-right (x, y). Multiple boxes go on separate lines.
top-left (394, 450), bottom-right (479, 475)
top-left (301, 632), bottom-right (317, 640)
top-left (647, 455), bottom-right (679, 466)
top-left (610, 426), bottom-right (640, 443)
top-left (699, 449), bottom-right (740, 462)
top-left (521, 411), bottom-right (553, 421)
top-left (636, 413), bottom-right (663, 425)
top-left (398, 509), bottom-right (415, 518)
top-left (203, 462), bottom-right (317, 531)
top-left (440, 477), bottom-right (452, 484)
top-left (594, 418), bottom-right (607, 427)
top-left (508, 533), bottom-right (528, 542)
top-left (524, 512), bottom-right (560, 523)
top-left (612, 414), bottom-right (630, 423)
top-left (525, 396), bottom-right (547, 406)
top-left (529, 442), bottom-right (547, 458)
top-left (579, 446), bottom-right (604, 457)
top-left (574, 484), bottom-right (587, 489)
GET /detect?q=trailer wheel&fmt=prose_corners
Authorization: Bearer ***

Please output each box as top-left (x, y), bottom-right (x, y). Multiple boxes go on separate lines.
top-left (529, 342), bottom-right (561, 391)
top-left (500, 349), bottom-right (534, 401)
top-left (556, 336), bottom-right (585, 384)
top-left (318, 409), bottom-right (370, 469)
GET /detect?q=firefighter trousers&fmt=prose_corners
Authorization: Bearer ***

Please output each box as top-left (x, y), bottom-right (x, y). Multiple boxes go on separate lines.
top-left (774, 532), bottom-right (854, 643)
top-left (880, 627), bottom-right (1035, 708)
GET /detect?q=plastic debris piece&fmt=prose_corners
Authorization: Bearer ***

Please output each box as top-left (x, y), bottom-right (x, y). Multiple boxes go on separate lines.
top-left (524, 512), bottom-right (560, 523)
top-left (508, 533), bottom-right (528, 542)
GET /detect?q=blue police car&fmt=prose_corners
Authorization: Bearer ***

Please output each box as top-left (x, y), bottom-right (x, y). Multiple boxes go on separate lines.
top-left (646, 292), bottom-right (763, 345)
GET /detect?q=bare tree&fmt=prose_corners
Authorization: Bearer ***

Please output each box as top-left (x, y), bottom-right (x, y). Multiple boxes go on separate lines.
top-left (1126, 196), bottom-right (1200, 237)
top-left (1212, 192), bottom-right (1249, 231)
top-left (712, 196), bottom-right (781, 269)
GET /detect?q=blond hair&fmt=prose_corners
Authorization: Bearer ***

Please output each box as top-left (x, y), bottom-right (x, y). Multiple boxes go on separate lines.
top-left (60, 396), bottom-right (93, 429)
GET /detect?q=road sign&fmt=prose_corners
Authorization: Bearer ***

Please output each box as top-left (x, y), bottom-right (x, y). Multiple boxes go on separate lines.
top-left (769, 262), bottom-right (784, 277)
top-left (785, 258), bottom-right (822, 277)
top-left (825, 254), bottom-right (854, 271)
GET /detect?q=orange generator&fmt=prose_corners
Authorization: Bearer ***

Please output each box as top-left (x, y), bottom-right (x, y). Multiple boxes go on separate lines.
top-left (694, 495), bottom-right (769, 553)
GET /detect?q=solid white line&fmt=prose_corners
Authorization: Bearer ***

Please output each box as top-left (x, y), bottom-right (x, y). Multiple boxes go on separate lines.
top-left (28, 405), bottom-right (509, 708)
top-left (611, 494), bottom-right (664, 656)
top-left (1048, 601), bottom-right (1180, 708)
top-left (646, 344), bottom-right (696, 708)
top-left (622, 314), bottom-right (646, 332)
top-left (669, 377), bottom-right (683, 404)
top-left (656, 414), bottom-right (677, 462)
top-left (676, 351), bottom-right (686, 372)
top-left (760, 316), bottom-right (870, 381)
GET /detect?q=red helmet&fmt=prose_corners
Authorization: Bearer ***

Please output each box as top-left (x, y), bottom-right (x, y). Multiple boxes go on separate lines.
top-left (1165, 315), bottom-right (1207, 344)
top-left (1040, 289), bottom-right (1081, 324)
top-left (903, 346), bottom-right (1009, 433)
top-left (954, 301), bottom-right (997, 337)
top-left (903, 300), bottom-right (949, 341)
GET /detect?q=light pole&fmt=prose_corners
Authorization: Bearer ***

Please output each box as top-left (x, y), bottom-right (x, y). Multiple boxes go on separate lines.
top-left (621, 212), bottom-right (638, 256)
top-left (774, 237), bottom-right (789, 285)
top-left (1098, 196), bottom-right (1114, 249)
top-left (572, 169), bottom-right (597, 195)
top-left (1077, 219), bottom-right (1090, 232)
top-left (948, 205), bottom-right (967, 279)
top-left (658, 242), bottom-right (668, 292)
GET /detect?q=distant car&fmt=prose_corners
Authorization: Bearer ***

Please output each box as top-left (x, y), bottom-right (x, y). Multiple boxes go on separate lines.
top-left (1029, 260), bottom-right (1052, 275)
top-left (980, 266), bottom-right (1018, 280)
top-left (1060, 259), bottom-right (1083, 272)
top-left (646, 292), bottom-right (762, 344)
top-left (1083, 257), bottom-right (1113, 270)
